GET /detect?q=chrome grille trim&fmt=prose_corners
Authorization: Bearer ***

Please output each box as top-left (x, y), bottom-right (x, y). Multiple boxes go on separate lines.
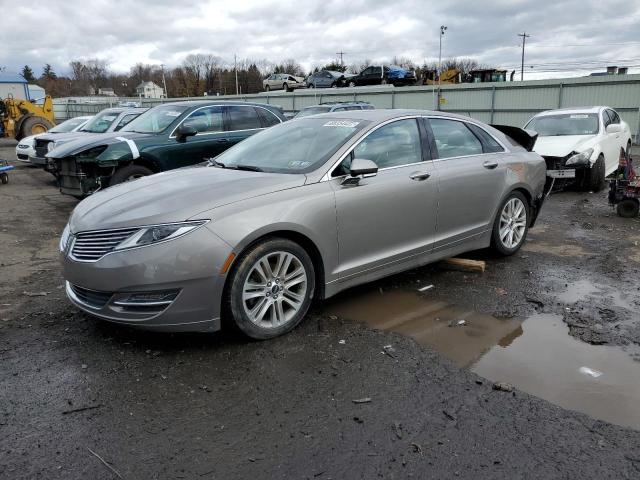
top-left (70, 227), bottom-right (140, 262)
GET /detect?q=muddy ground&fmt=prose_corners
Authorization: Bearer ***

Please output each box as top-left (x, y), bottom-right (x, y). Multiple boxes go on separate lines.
top-left (1, 139), bottom-right (640, 479)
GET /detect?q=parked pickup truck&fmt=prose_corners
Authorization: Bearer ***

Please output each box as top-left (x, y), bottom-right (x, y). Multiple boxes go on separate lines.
top-left (46, 101), bottom-right (286, 197)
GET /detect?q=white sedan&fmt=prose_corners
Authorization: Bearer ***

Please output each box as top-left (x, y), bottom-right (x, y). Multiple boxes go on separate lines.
top-left (525, 106), bottom-right (632, 190)
top-left (15, 116), bottom-right (92, 163)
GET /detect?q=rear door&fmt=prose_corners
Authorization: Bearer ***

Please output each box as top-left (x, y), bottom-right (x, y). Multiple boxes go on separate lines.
top-left (425, 117), bottom-right (507, 251)
top-left (224, 105), bottom-right (264, 147)
top-left (330, 118), bottom-right (438, 279)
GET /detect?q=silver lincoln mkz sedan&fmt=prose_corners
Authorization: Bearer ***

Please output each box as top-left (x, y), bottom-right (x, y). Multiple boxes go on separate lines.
top-left (60, 110), bottom-right (546, 339)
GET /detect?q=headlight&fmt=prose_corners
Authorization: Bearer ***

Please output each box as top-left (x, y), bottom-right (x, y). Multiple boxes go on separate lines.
top-left (59, 224), bottom-right (71, 252)
top-left (47, 141), bottom-right (56, 152)
top-left (566, 148), bottom-right (594, 166)
top-left (114, 220), bottom-right (208, 251)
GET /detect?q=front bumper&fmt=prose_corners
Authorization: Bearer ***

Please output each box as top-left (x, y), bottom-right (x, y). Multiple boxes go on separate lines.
top-left (61, 225), bottom-right (233, 332)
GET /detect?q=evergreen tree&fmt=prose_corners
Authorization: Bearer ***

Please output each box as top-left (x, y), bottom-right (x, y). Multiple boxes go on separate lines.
top-left (21, 65), bottom-right (35, 82)
top-left (41, 64), bottom-right (57, 80)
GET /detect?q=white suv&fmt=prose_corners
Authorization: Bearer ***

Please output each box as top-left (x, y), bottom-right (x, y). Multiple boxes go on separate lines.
top-left (525, 106), bottom-right (632, 190)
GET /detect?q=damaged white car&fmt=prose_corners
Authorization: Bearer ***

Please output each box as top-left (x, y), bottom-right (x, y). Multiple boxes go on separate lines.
top-left (525, 106), bottom-right (632, 191)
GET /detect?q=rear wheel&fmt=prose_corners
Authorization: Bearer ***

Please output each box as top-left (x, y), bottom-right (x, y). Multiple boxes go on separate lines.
top-left (491, 192), bottom-right (530, 256)
top-left (228, 238), bottom-right (315, 339)
top-left (283, 83), bottom-right (290, 92)
top-left (585, 154), bottom-right (606, 192)
top-left (109, 164), bottom-right (153, 186)
top-left (381, 79), bottom-right (388, 85)
top-left (348, 81), bottom-right (356, 87)
top-left (19, 116), bottom-right (53, 139)
top-left (616, 198), bottom-right (639, 218)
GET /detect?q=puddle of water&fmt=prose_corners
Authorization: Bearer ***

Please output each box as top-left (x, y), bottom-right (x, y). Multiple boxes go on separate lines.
top-left (327, 290), bottom-right (522, 368)
top-left (472, 314), bottom-right (640, 430)
top-left (327, 289), bottom-right (640, 430)
top-left (557, 279), bottom-right (636, 310)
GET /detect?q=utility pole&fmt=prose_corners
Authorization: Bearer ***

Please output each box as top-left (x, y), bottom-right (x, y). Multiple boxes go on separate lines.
top-left (518, 32), bottom-right (530, 81)
top-left (160, 63), bottom-right (168, 98)
top-left (437, 25), bottom-right (447, 110)
top-left (234, 54), bottom-right (239, 95)
top-left (336, 51), bottom-right (346, 69)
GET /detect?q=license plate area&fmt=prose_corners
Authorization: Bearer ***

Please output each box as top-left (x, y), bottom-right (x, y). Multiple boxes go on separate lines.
top-left (548, 169), bottom-right (576, 179)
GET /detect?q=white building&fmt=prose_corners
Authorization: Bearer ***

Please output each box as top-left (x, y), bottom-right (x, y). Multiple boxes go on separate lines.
top-left (135, 81), bottom-right (165, 99)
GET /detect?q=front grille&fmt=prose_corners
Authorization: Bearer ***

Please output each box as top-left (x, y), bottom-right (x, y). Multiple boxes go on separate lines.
top-left (71, 227), bottom-right (140, 261)
top-left (60, 158), bottom-right (80, 176)
top-left (69, 284), bottom-right (113, 309)
top-left (542, 155), bottom-right (569, 170)
top-left (34, 139), bottom-right (52, 158)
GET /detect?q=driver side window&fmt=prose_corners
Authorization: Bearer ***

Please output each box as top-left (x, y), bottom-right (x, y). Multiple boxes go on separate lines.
top-left (332, 119), bottom-right (422, 176)
top-left (181, 106), bottom-right (223, 134)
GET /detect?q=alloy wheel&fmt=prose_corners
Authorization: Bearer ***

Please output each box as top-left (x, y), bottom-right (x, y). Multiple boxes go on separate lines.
top-left (499, 198), bottom-right (527, 249)
top-left (242, 251), bottom-right (308, 329)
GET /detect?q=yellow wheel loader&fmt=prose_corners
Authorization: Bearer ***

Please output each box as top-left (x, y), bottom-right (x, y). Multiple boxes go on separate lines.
top-left (0, 95), bottom-right (55, 140)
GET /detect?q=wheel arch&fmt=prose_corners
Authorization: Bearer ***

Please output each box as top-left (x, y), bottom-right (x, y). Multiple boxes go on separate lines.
top-left (222, 228), bottom-right (327, 306)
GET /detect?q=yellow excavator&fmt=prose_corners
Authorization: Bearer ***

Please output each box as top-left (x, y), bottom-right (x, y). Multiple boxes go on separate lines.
top-left (0, 95), bottom-right (55, 140)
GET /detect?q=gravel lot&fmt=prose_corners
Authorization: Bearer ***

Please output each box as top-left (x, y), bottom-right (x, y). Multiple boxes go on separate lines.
top-left (2, 139), bottom-right (640, 479)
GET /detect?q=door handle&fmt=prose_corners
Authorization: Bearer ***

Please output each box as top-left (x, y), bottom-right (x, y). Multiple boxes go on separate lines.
top-left (483, 160), bottom-right (499, 169)
top-left (217, 138), bottom-right (229, 143)
top-left (410, 172), bottom-right (431, 181)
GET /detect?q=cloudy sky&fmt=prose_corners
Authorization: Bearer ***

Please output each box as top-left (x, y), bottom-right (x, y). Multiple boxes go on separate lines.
top-left (2, 0), bottom-right (640, 79)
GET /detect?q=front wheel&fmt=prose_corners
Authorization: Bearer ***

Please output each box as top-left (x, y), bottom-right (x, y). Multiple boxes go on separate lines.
top-left (109, 164), bottom-right (153, 186)
top-left (585, 154), bottom-right (606, 192)
top-left (265, 85), bottom-right (270, 92)
top-left (0, 173), bottom-right (8, 184)
top-left (491, 192), bottom-right (530, 256)
top-left (228, 238), bottom-right (315, 339)
top-left (348, 81), bottom-right (356, 87)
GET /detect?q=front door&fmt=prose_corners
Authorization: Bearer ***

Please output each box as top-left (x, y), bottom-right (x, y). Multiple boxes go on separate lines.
top-left (163, 105), bottom-right (227, 168)
top-left (426, 117), bottom-right (507, 251)
top-left (330, 118), bottom-right (437, 280)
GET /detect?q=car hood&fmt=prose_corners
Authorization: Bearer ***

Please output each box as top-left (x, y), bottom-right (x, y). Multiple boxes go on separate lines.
top-left (47, 132), bottom-right (152, 158)
top-left (17, 134), bottom-right (38, 147)
top-left (68, 166), bottom-right (307, 233)
top-left (533, 135), bottom-right (598, 157)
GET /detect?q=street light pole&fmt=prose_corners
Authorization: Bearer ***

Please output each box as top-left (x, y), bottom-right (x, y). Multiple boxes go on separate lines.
top-left (160, 63), bottom-right (168, 98)
top-left (518, 32), bottom-right (531, 81)
top-left (438, 25), bottom-right (447, 110)
top-left (234, 54), bottom-right (239, 95)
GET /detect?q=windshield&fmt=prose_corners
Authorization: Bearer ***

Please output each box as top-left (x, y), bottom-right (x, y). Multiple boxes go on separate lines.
top-left (121, 104), bottom-right (189, 134)
top-left (526, 113), bottom-right (600, 136)
top-left (214, 117), bottom-right (368, 174)
top-left (294, 106), bottom-right (331, 118)
top-left (80, 111), bottom-right (121, 133)
top-left (49, 117), bottom-right (89, 133)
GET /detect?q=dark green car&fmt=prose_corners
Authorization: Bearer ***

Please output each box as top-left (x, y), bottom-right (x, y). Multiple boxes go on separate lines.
top-left (46, 101), bottom-right (286, 197)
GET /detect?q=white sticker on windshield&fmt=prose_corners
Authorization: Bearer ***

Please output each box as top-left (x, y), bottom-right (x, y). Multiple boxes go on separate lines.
top-left (570, 114), bottom-right (589, 119)
top-left (323, 120), bottom-right (359, 128)
top-left (165, 111), bottom-right (182, 117)
top-left (288, 160), bottom-right (311, 168)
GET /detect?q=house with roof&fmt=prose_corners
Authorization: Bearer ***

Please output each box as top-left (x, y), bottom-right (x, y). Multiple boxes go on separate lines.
top-left (135, 81), bottom-right (165, 99)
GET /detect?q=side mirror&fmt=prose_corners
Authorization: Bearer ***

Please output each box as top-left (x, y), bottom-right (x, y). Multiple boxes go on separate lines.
top-left (176, 124), bottom-right (198, 142)
top-left (606, 123), bottom-right (622, 134)
top-left (349, 158), bottom-right (378, 177)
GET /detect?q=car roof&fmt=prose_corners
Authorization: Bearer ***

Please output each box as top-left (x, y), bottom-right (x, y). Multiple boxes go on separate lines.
top-left (306, 109), bottom-right (485, 123)
top-left (535, 106), bottom-right (607, 117)
top-left (153, 100), bottom-right (278, 109)
top-left (99, 107), bottom-right (147, 114)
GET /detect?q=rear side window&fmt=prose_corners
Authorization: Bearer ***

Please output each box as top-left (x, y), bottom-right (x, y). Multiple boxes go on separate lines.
top-left (428, 118), bottom-right (483, 159)
top-left (228, 106), bottom-right (262, 131)
top-left (467, 124), bottom-right (504, 153)
top-left (257, 108), bottom-right (281, 127)
top-left (608, 109), bottom-right (620, 124)
top-left (602, 110), bottom-right (612, 128)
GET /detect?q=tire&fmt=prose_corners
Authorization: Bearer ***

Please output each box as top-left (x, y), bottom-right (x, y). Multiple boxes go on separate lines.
top-left (627, 140), bottom-right (632, 158)
top-left (0, 173), bottom-right (8, 184)
top-left (330, 82), bottom-right (337, 88)
top-left (109, 164), bottom-right (153, 186)
top-left (283, 83), bottom-right (290, 92)
top-left (616, 198), bottom-right (639, 218)
top-left (19, 116), bottom-right (53, 139)
top-left (227, 238), bottom-right (316, 339)
top-left (307, 83), bottom-right (314, 89)
top-left (381, 79), bottom-right (388, 85)
top-left (491, 191), bottom-right (530, 256)
top-left (265, 85), bottom-right (270, 92)
top-left (348, 81), bottom-right (356, 88)
top-left (585, 154), bottom-right (606, 192)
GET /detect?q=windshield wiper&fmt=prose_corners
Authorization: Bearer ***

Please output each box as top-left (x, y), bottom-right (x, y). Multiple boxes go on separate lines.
top-left (207, 158), bottom-right (226, 168)
top-left (234, 165), bottom-right (263, 172)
